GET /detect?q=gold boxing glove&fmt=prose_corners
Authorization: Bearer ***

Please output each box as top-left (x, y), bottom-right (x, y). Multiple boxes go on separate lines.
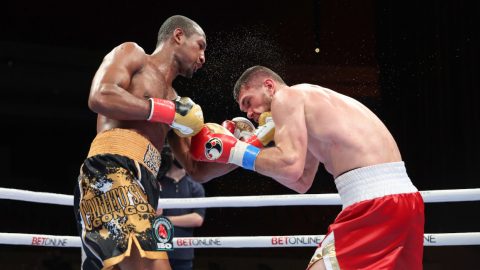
top-left (171, 97), bottom-right (204, 137)
top-left (148, 96), bottom-right (204, 137)
top-left (244, 112), bottom-right (275, 148)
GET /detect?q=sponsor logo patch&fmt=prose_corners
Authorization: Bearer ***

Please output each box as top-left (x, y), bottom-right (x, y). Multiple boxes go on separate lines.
top-left (205, 138), bottom-right (223, 160)
top-left (143, 144), bottom-right (161, 176)
top-left (152, 215), bottom-right (174, 251)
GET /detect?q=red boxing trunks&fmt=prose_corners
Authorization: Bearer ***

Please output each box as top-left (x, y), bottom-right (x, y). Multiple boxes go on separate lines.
top-left (308, 162), bottom-right (424, 270)
top-left (74, 129), bottom-right (166, 270)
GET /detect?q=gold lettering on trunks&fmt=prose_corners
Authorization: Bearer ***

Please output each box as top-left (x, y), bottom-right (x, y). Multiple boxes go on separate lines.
top-left (101, 194), bottom-right (113, 213)
top-left (117, 186), bottom-right (129, 207)
top-left (80, 201), bottom-right (93, 230)
top-left (105, 189), bottom-right (119, 211)
top-left (80, 185), bottom-right (154, 228)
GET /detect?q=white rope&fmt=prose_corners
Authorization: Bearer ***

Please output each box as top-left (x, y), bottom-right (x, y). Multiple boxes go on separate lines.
top-left (0, 188), bottom-right (73, 206)
top-left (159, 194), bottom-right (341, 208)
top-left (1, 232), bottom-right (479, 248)
top-left (1, 187), bottom-right (480, 208)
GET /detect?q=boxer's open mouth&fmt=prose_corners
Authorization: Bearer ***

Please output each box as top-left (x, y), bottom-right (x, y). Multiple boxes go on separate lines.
top-left (194, 62), bottom-right (202, 72)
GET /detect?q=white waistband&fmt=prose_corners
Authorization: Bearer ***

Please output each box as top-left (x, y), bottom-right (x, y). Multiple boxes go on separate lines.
top-left (334, 162), bottom-right (418, 209)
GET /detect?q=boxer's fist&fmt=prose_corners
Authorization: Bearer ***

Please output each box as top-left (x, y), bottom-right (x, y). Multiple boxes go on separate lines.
top-left (171, 97), bottom-right (204, 137)
top-left (221, 120), bottom-right (236, 134)
top-left (190, 123), bottom-right (261, 171)
top-left (245, 112), bottom-right (275, 148)
top-left (222, 117), bottom-right (255, 141)
top-left (148, 97), bottom-right (204, 137)
top-left (190, 123), bottom-right (237, 163)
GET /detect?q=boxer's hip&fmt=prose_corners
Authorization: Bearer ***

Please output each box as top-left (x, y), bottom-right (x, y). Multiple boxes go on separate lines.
top-left (308, 162), bottom-right (424, 270)
top-left (74, 129), bottom-right (166, 269)
top-left (87, 128), bottom-right (161, 177)
top-left (334, 161), bottom-right (418, 210)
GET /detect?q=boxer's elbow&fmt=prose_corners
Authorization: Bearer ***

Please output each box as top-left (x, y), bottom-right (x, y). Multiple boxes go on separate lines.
top-left (283, 165), bottom-right (304, 183)
top-left (88, 94), bottom-right (101, 113)
top-left (88, 84), bottom-right (112, 113)
top-left (283, 173), bottom-right (312, 194)
top-left (296, 175), bottom-right (313, 194)
top-left (294, 185), bottom-right (310, 194)
top-left (299, 187), bottom-right (310, 194)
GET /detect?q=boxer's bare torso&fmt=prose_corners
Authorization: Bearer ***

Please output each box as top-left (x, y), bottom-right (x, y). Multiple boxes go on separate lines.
top-left (239, 82), bottom-right (401, 192)
top-left (90, 42), bottom-right (177, 151)
top-left (296, 83), bottom-right (402, 178)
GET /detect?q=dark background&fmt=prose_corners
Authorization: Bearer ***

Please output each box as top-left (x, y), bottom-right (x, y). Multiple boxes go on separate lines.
top-left (1, 0), bottom-right (479, 269)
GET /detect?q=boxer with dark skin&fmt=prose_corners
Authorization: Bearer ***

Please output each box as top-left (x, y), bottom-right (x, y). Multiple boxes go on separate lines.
top-left (90, 23), bottom-right (206, 151)
top-left (85, 15), bottom-right (206, 270)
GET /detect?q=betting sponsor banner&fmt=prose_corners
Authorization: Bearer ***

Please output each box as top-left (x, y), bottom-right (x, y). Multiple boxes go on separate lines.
top-left (1, 233), bottom-right (479, 247)
top-left (0, 233), bottom-right (81, 247)
top-left (174, 236), bottom-right (324, 248)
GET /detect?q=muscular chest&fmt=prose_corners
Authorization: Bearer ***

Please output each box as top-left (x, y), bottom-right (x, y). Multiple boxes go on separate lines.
top-left (128, 62), bottom-right (176, 100)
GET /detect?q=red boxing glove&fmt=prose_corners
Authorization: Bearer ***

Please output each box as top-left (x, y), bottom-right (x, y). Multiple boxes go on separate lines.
top-left (221, 120), bottom-right (236, 135)
top-left (191, 123), bottom-right (261, 170)
top-left (191, 123), bottom-right (238, 163)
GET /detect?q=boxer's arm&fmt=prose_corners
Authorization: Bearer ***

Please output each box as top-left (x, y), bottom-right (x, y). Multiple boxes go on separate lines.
top-left (88, 42), bottom-right (151, 120)
top-left (253, 88), bottom-right (313, 193)
top-left (272, 150), bottom-right (319, 193)
top-left (168, 131), bottom-right (239, 183)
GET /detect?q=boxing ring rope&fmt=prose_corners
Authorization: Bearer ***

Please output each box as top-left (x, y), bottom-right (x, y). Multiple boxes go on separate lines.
top-left (1, 187), bottom-right (480, 208)
top-left (2, 232), bottom-right (480, 248)
top-left (1, 187), bottom-right (480, 248)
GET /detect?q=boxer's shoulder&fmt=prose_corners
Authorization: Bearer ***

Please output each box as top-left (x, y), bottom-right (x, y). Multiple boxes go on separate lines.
top-left (104, 42), bottom-right (148, 67)
top-left (272, 86), bottom-right (306, 108)
top-left (114, 42), bottom-right (146, 55)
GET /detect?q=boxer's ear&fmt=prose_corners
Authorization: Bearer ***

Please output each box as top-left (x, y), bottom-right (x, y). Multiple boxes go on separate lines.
top-left (264, 79), bottom-right (275, 95)
top-left (173, 28), bottom-right (184, 44)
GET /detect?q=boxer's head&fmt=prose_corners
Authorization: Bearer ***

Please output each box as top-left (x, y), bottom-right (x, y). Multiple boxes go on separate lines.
top-left (156, 15), bottom-right (206, 78)
top-left (234, 66), bottom-right (287, 122)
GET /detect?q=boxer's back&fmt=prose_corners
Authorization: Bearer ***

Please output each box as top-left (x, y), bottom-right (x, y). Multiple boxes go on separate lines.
top-left (293, 84), bottom-right (402, 177)
top-left (94, 43), bottom-right (177, 150)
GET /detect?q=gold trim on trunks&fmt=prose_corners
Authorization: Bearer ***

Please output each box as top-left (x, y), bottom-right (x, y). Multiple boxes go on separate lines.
top-left (101, 236), bottom-right (168, 269)
top-left (308, 240), bottom-right (341, 270)
top-left (88, 129), bottom-right (161, 177)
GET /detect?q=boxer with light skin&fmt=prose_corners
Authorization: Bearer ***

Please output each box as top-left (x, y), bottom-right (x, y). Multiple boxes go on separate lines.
top-left (189, 66), bottom-right (424, 270)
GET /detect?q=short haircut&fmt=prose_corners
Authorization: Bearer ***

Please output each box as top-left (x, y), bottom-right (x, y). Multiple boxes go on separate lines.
top-left (233, 66), bottom-right (287, 101)
top-left (157, 15), bottom-right (202, 47)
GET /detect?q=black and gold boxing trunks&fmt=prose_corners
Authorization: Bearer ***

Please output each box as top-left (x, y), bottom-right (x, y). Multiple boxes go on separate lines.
top-left (74, 129), bottom-right (166, 270)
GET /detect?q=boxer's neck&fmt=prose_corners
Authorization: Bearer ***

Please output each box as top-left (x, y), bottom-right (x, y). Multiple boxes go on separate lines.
top-left (150, 44), bottom-right (180, 86)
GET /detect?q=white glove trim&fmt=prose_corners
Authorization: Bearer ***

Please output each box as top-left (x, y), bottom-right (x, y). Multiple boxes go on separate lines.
top-left (147, 98), bottom-right (154, 121)
top-left (229, 140), bottom-right (249, 167)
